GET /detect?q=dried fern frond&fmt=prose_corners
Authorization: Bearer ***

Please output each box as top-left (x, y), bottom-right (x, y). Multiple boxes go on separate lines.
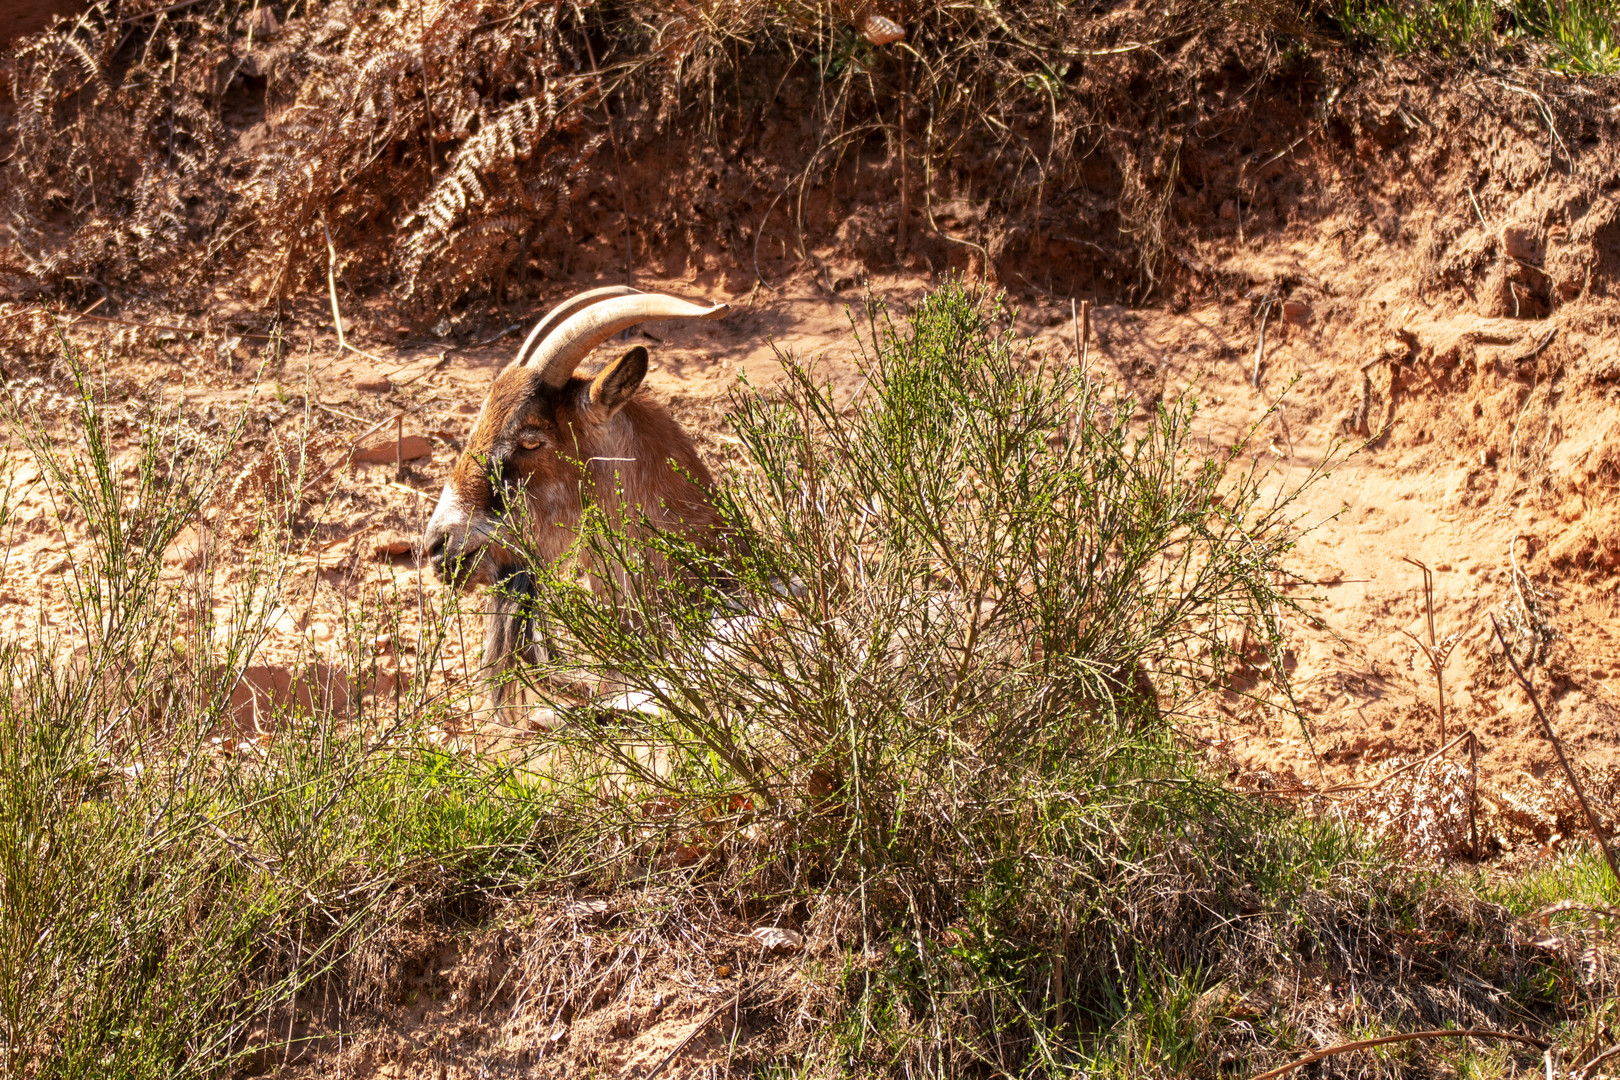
top-left (0, 5), bottom-right (235, 301)
top-left (225, 0), bottom-right (596, 317)
top-left (396, 89), bottom-right (604, 314)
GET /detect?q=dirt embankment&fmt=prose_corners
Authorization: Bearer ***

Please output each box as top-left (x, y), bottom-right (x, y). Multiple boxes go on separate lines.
top-left (3, 8), bottom-right (1620, 1069)
top-left (0, 0), bottom-right (86, 47)
top-left (1, 14), bottom-right (1617, 822)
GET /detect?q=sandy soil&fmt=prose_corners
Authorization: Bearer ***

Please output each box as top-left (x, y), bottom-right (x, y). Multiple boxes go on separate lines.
top-left (3, 240), bottom-right (1614, 785)
top-left (2, 36), bottom-right (1618, 1069)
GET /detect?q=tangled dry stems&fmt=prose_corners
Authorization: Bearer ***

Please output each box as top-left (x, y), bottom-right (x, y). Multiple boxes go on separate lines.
top-left (0, 0), bottom-right (1356, 329)
top-left (3, 4), bottom-right (1620, 1074)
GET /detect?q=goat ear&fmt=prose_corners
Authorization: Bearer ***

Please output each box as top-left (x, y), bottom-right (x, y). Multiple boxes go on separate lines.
top-left (587, 346), bottom-right (648, 417)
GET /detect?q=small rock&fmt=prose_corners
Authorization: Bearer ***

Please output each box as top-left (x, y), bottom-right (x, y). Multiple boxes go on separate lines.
top-left (354, 375), bottom-right (391, 393)
top-left (563, 898), bottom-right (611, 919)
top-left (371, 537), bottom-right (415, 560)
top-left (353, 435), bottom-right (432, 465)
top-left (748, 926), bottom-right (805, 954)
top-left (1501, 222), bottom-right (1543, 265)
top-left (1280, 300), bottom-right (1311, 326)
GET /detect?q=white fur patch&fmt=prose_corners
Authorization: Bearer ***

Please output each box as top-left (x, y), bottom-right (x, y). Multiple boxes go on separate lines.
top-left (424, 482), bottom-right (495, 560)
top-left (426, 481), bottom-right (470, 532)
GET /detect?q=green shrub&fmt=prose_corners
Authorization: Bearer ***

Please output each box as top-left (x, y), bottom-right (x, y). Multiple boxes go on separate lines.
top-left (0, 352), bottom-right (534, 1076)
top-left (509, 281), bottom-right (1356, 1073)
top-left (1335, 0), bottom-right (1620, 72)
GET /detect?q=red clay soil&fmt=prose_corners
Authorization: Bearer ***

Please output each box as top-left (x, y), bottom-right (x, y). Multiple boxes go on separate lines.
top-left (2, 59), bottom-right (1617, 819)
top-left (0, 0), bottom-right (88, 45)
top-left (3, 20), bottom-right (1620, 1071)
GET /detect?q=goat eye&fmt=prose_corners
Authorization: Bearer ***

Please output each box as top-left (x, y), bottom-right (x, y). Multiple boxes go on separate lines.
top-left (517, 432), bottom-right (545, 451)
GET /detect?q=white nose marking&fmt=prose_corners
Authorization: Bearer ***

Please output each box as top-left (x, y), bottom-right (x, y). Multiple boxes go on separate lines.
top-left (428, 482), bottom-right (468, 530)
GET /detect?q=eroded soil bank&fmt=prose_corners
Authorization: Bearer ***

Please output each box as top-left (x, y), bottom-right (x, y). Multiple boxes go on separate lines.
top-left (3, 9), bottom-right (1619, 1070)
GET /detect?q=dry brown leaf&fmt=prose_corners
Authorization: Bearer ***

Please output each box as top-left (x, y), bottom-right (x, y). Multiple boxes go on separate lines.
top-left (748, 926), bottom-right (804, 953)
top-left (862, 14), bottom-right (905, 44)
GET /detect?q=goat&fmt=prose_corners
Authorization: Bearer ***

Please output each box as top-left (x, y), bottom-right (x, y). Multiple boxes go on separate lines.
top-left (421, 286), bottom-right (733, 707)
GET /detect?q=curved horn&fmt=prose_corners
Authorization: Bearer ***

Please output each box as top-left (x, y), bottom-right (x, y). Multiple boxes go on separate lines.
top-left (530, 293), bottom-right (729, 388)
top-left (514, 285), bottom-right (643, 368)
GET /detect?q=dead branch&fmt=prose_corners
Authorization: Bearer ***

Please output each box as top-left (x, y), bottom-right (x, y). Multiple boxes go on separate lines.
top-left (1249, 1028), bottom-right (1549, 1080)
top-left (1491, 614), bottom-right (1620, 891)
top-left (1257, 731), bottom-right (1475, 800)
top-left (1400, 557), bottom-right (1457, 744)
top-left (1582, 1042), bottom-right (1620, 1080)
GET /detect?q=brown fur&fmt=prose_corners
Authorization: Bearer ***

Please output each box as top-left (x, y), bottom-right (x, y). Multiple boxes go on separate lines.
top-left (438, 355), bottom-right (724, 582)
top-left (422, 347), bottom-right (731, 709)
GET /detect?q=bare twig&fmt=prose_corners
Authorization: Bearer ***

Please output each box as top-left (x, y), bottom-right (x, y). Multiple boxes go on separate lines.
top-left (643, 980), bottom-right (749, 1080)
top-left (387, 353), bottom-right (447, 388)
top-left (1072, 298), bottom-right (1091, 374)
top-left (117, 0), bottom-right (207, 23)
top-left (418, 5), bottom-right (438, 171)
top-left (316, 523), bottom-right (381, 552)
top-left (322, 220), bottom-right (387, 364)
top-left (1261, 731), bottom-right (1475, 800)
top-left (1468, 730), bottom-right (1480, 856)
top-left (459, 323), bottom-right (523, 350)
top-left (1399, 557), bottom-right (1457, 745)
top-left (1510, 325), bottom-right (1559, 365)
top-left (1582, 1043), bottom-right (1620, 1080)
top-left (305, 410), bottom-right (407, 490)
top-left (1492, 614), bottom-right (1620, 891)
top-left (1249, 1028), bottom-right (1549, 1080)
top-left (1251, 297), bottom-right (1273, 389)
top-left (1323, 731), bottom-right (1475, 796)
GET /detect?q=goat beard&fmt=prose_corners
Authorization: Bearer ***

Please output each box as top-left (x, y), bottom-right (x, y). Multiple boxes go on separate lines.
top-left (482, 568), bottom-right (544, 720)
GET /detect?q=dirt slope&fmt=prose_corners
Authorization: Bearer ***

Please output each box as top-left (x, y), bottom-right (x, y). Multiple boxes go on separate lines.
top-left (0, 0), bottom-right (86, 46)
top-left (3, 14), bottom-right (1620, 1069)
top-left (179, 265), bottom-right (1620, 1074)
